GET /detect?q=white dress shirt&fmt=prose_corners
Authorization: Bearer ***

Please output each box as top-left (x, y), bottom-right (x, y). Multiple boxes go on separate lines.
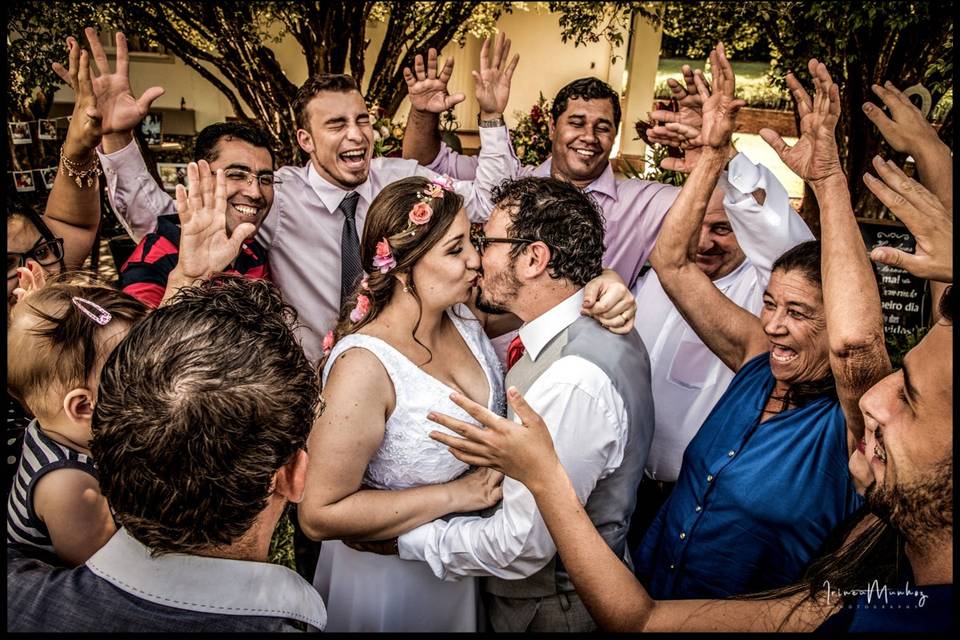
top-left (398, 289), bottom-right (628, 580)
top-left (98, 125), bottom-right (519, 362)
top-left (634, 153), bottom-right (815, 482)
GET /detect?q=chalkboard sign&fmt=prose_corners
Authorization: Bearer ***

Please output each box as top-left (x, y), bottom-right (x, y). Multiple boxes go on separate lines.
top-left (857, 218), bottom-right (930, 339)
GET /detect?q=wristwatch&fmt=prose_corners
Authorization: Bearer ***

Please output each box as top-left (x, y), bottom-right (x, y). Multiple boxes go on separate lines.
top-left (477, 114), bottom-right (505, 128)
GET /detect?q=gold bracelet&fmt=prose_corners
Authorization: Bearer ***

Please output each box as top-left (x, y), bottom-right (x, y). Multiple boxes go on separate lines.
top-left (60, 146), bottom-right (102, 188)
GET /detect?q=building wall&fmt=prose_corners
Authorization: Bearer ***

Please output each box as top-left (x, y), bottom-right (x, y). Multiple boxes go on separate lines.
top-left (54, 8), bottom-right (661, 156)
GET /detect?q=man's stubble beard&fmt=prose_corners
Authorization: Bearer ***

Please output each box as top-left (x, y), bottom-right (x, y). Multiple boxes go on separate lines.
top-left (475, 261), bottom-right (522, 316)
top-left (865, 457), bottom-right (952, 550)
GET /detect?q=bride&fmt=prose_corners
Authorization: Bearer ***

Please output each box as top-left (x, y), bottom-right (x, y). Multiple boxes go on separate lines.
top-left (299, 175), bottom-right (633, 632)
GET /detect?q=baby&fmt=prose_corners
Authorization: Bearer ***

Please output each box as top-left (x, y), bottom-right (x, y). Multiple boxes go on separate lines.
top-left (6, 271), bottom-right (147, 565)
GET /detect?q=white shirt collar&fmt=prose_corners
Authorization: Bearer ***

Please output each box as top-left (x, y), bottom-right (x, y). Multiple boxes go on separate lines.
top-left (712, 257), bottom-right (753, 290)
top-left (518, 288), bottom-right (585, 361)
top-left (306, 161), bottom-right (374, 214)
top-left (86, 528), bottom-right (327, 630)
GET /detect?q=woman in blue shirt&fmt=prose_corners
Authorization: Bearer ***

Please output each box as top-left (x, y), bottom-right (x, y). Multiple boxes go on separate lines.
top-left (626, 53), bottom-right (890, 600)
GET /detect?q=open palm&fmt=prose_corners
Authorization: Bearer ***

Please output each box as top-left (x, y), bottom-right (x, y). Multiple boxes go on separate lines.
top-left (472, 31), bottom-right (519, 116)
top-left (403, 48), bottom-right (465, 114)
top-left (664, 44), bottom-right (745, 152)
top-left (53, 28), bottom-right (164, 136)
top-left (176, 161), bottom-right (254, 280)
top-left (760, 59), bottom-right (842, 184)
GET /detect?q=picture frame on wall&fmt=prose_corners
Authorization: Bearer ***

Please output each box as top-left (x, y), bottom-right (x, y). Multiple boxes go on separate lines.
top-left (157, 162), bottom-right (188, 192)
top-left (38, 119), bottom-right (58, 140)
top-left (13, 171), bottom-right (36, 192)
top-left (40, 167), bottom-right (58, 189)
top-left (140, 113), bottom-right (163, 145)
top-left (9, 122), bottom-right (32, 145)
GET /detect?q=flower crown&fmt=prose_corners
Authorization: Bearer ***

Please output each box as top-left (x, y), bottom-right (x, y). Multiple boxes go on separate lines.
top-left (371, 175), bottom-right (455, 276)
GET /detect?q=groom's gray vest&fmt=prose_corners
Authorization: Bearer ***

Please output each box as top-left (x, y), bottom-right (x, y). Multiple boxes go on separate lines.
top-left (484, 315), bottom-right (654, 600)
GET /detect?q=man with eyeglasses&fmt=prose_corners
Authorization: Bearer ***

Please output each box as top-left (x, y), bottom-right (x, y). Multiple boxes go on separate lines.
top-left (390, 177), bottom-right (654, 632)
top-left (117, 122), bottom-right (278, 307)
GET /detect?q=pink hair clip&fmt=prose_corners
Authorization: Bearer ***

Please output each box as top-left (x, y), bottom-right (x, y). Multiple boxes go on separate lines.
top-left (71, 296), bottom-right (112, 325)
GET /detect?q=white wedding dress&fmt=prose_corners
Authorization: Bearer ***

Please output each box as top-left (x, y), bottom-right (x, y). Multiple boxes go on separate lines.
top-left (314, 304), bottom-right (506, 632)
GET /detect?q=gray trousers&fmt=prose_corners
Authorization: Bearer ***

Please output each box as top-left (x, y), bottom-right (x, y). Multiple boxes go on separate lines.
top-left (484, 590), bottom-right (598, 632)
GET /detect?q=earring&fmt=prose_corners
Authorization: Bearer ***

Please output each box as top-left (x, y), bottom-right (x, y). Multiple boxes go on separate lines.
top-left (403, 285), bottom-right (409, 293)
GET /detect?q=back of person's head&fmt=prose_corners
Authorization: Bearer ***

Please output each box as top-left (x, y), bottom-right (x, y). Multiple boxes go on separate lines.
top-left (491, 176), bottom-right (605, 287)
top-left (91, 276), bottom-right (321, 555)
top-left (7, 273), bottom-right (148, 420)
top-left (293, 74), bottom-right (362, 131)
top-left (552, 77), bottom-right (622, 129)
top-left (772, 240), bottom-right (822, 286)
top-left (194, 122), bottom-right (276, 166)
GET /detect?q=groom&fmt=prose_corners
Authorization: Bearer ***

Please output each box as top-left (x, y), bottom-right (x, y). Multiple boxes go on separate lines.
top-left (396, 177), bottom-right (655, 631)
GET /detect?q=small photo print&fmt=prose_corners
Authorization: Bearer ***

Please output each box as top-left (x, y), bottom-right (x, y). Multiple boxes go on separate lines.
top-left (40, 166), bottom-right (58, 189)
top-left (38, 119), bottom-right (58, 140)
top-left (157, 162), bottom-right (188, 192)
top-left (9, 122), bottom-right (32, 145)
top-left (139, 113), bottom-right (163, 145)
top-left (13, 171), bottom-right (36, 192)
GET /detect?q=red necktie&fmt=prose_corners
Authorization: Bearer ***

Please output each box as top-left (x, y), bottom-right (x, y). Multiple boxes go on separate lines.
top-left (506, 335), bottom-right (526, 370)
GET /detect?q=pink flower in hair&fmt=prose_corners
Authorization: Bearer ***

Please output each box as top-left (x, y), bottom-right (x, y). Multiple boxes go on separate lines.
top-left (322, 330), bottom-right (335, 354)
top-left (373, 237), bottom-right (397, 273)
top-left (350, 294), bottom-right (371, 323)
top-left (409, 202), bottom-right (433, 225)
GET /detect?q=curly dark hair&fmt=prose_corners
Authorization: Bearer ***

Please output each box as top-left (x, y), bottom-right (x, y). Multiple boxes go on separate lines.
top-left (551, 77), bottom-right (621, 129)
top-left (91, 276), bottom-right (322, 556)
top-left (293, 73), bottom-right (362, 131)
top-left (194, 122), bottom-right (276, 167)
top-left (491, 176), bottom-right (605, 287)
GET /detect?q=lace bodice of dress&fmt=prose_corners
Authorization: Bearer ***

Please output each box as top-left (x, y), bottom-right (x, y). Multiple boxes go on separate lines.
top-left (322, 304), bottom-right (506, 490)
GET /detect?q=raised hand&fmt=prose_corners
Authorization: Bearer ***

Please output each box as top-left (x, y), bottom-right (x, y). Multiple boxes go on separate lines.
top-left (666, 44), bottom-right (745, 151)
top-left (863, 155), bottom-right (952, 283)
top-left (760, 59), bottom-right (842, 185)
top-left (52, 28), bottom-right (164, 136)
top-left (403, 47), bottom-right (465, 114)
top-left (60, 39), bottom-right (103, 157)
top-left (428, 387), bottom-right (560, 491)
top-left (173, 161), bottom-right (255, 283)
top-left (647, 65), bottom-right (706, 148)
top-left (863, 81), bottom-right (945, 156)
top-left (12, 263), bottom-right (48, 303)
top-left (472, 31), bottom-right (519, 118)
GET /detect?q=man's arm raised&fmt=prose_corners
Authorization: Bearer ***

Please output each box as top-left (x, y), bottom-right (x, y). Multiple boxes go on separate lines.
top-left (649, 44), bottom-right (768, 373)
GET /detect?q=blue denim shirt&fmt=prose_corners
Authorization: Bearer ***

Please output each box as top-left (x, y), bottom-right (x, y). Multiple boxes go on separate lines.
top-left (7, 529), bottom-right (326, 632)
top-left (635, 353), bottom-right (862, 598)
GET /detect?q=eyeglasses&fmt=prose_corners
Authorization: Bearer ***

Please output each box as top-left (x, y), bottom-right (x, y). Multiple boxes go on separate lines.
top-left (7, 237), bottom-right (65, 280)
top-left (222, 168), bottom-right (282, 188)
top-left (469, 226), bottom-right (557, 257)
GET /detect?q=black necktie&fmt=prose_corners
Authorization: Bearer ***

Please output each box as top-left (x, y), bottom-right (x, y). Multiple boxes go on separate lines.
top-left (338, 192), bottom-right (362, 309)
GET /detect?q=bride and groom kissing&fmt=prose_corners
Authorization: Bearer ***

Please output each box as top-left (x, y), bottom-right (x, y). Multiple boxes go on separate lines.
top-left (300, 174), bottom-right (653, 632)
